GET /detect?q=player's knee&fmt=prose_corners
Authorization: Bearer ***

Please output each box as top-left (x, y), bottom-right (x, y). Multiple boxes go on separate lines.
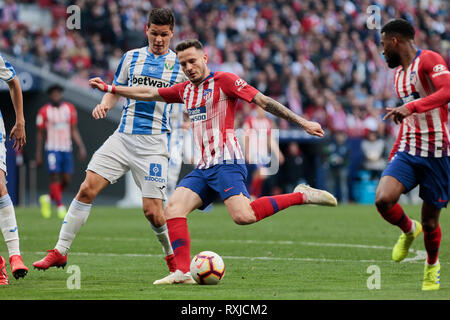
top-left (61, 177), bottom-right (71, 189)
top-left (164, 201), bottom-right (184, 219)
top-left (422, 219), bottom-right (439, 232)
top-left (231, 210), bottom-right (256, 225)
top-left (77, 181), bottom-right (97, 203)
top-left (375, 192), bottom-right (396, 212)
top-left (143, 202), bottom-right (164, 224)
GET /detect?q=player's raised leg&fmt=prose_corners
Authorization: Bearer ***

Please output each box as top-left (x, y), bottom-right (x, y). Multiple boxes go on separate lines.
top-left (421, 202), bottom-right (442, 291)
top-left (375, 175), bottom-right (422, 262)
top-left (33, 170), bottom-right (109, 270)
top-left (153, 186), bottom-right (203, 284)
top-left (224, 185), bottom-right (336, 226)
top-left (0, 170), bottom-right (28, 279)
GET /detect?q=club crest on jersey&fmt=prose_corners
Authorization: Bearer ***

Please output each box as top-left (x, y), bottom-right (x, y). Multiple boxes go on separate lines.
top-left (202, 89), bottom-right (212, 101)
top-left (164, 61), bottom-right (175, 70)
top-left (188, 106), bottom-right (207, 122)
top-left (409, 71), bottom-right (417, 85)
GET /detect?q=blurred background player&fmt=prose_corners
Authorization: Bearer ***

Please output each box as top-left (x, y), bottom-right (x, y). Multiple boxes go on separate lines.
top-left (89, 39), bottom-right (337, 284)
top-left (35, 84), bottom-right (86, 219)
top-left (33, 8), bottom-right (187, 279)
top-left (243, 106), bottom-right (284, 199)
top-left (376, 19), bottom-right (450, 291)
top-left (0, 53), bottom-right (28, 284)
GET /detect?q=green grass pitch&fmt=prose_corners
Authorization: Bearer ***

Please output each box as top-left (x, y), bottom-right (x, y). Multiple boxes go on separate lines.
top-left (0, 204), bottom-right (448, 300)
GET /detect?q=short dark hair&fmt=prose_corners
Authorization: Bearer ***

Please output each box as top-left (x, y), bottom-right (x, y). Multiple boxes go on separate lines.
top-left (175, 39), bottom-right (203, 53)
top-left (381, 19), bottom-right (415, 39)
top-left (147, 8), bottom-right (175, 30)
top-left (47, 84), bottom-right (63, 95)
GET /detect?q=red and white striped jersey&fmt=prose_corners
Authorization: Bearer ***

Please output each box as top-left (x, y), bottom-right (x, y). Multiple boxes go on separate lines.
top-left (390, 49), bottom-right (450, 159)
top-left (36, 102), bottom-right (78, 152)
top-left (159, 72), bottom-right (259, 169)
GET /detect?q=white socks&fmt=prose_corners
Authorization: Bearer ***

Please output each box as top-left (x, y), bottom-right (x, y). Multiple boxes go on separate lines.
top-left (406, 220), bottom-right (416, 234)
top-left (152, 223), bottom-right (173, 256)
top-left (0, 194), bottom-right (20, 257)
top-left (55, 199), bottom-right (92, 256)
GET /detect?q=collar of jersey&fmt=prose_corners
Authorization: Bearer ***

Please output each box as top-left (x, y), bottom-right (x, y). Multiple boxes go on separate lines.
top-left (146, 46), bottom-right (171, 59)
top-left (196, 72), bottom-right (214, 86)
top-left (401, 49), bottom-right (422, 71)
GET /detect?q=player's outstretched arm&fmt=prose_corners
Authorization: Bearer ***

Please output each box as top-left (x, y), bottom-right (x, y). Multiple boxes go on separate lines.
top-left (89, 77), bottom-right (165, 102)
top-left (252, 92), bottom-right (324, 138)
top-left (7, 76), bottom-right (26, 150)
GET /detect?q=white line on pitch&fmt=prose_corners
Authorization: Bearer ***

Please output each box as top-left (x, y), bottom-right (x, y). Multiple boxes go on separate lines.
top-left (21, 235), bottom-right (401, 249)
top-left (29, 250), bottom-right (436, 264)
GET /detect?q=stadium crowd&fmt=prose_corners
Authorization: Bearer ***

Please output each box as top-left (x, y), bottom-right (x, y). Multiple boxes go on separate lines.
top-left (0, 0), bottom-right (448, 202)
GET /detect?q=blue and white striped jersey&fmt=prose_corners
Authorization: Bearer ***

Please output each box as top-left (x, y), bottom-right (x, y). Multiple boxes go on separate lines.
top-left (0, 54), bottom-right (16, 83)
top-left (0, 54), bottom-right (16, 135)
top-left (113, 47), bottom-right (187, 135)
top-left (169, 103), bottom-right (185, 130)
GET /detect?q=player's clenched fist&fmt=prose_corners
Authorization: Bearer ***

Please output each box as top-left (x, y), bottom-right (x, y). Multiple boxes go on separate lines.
top-left (92, 103), bottom-right (112, 119)
top-left (89, 77), bottom-right (116, 94)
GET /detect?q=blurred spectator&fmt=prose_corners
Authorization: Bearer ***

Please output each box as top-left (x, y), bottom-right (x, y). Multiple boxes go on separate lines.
top-left (327, 131), bottom-right (349, 203)
top-left (361, 130), bottom-right (387, 180)
top-left (280, 142), bottom-right (305, 194)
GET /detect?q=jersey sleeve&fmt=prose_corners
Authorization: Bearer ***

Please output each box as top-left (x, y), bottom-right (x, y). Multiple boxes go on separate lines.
top-left (158, 81), bottom-right (187, 104)
top-left (218, 72), bottom-right (259, 103)
top-left (68, 103), bottom-right (78, 126)
top-left (36, 106), bottom-right (47, 129)
top-left (406, 51), bottom-right (450, 113)
top-left (0, 54), bottom-right (16, 82)
top-left (113, 52), bottom-right (129, 86)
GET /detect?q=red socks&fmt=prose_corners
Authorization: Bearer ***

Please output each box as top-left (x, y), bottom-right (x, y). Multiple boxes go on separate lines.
top-left (49, 182), bottom-right (63, 206)
top-left (377, 203), bottom-right (413, 233)
top-left (424, 224), bottom-right (441, 265)
top-left (250, 192), bottom-right (305, 221)
top-left (167, 217), bottom-right (191, 273)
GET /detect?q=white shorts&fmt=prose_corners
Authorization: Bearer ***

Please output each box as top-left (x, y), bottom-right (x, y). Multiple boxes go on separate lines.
top-left (87, 131), bottom-right (169, 200)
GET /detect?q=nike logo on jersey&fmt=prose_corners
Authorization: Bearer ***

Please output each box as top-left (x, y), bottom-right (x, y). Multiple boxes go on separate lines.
top-left (224, 187), bottom-right (234, 193)
top-left (9, 226), bottom-right (17, 232)
top-left (438, 198), bottom-right (447, 203)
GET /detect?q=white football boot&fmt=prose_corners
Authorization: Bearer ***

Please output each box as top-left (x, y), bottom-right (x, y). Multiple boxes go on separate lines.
top-left (293, 184), bottom-right (337, 207)
top-left (153, 269), bottom-right (196, 285)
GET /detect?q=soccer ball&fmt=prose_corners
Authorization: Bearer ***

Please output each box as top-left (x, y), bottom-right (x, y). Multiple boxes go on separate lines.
top-left (190, 251), bottom-right (225, 285)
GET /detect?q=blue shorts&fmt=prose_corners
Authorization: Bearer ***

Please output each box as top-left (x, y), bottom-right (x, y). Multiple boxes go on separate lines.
top-left (177, 163), bottom-right (250, 210)
top-left (45, 150), bottom-right (73, 174)
top-left (382, 152), bottom-right (449, 209)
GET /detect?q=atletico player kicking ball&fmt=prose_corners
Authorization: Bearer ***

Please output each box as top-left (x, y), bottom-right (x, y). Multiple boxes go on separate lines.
top-left (90, 39), bottom-right (337, 284)
top-left (377, 19), bottom-right (449, 291)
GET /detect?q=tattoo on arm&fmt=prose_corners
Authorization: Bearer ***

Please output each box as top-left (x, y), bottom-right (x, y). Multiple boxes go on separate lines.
top-left (255, 94), bottom-right (307, 128)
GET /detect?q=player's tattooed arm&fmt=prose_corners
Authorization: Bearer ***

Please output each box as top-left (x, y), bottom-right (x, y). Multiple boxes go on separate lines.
top-left (252, 92), bottom-right (324, 137)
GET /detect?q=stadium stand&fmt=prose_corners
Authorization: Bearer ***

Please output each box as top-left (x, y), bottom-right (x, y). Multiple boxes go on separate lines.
top-left (0, 0), bottom-right (448, 203)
